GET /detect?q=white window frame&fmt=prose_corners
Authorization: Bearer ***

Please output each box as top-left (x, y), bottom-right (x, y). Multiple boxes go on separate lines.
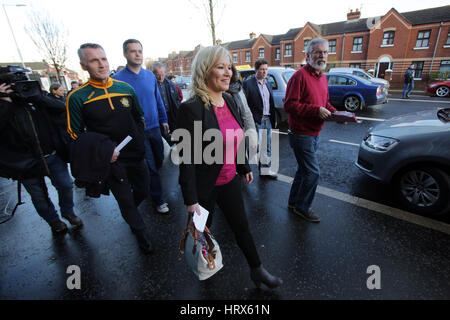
top-left (258, 48), bottom-right (264, 58)
top-left (284, 44), bottom-right (292, 57)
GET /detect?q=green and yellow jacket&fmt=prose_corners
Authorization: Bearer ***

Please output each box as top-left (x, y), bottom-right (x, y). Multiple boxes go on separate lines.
top-left (66, 77), bottom-right (146, 161)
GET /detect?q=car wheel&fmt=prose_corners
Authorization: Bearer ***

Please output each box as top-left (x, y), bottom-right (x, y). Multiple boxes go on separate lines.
top-left (394, 166), bottom-right (450, 216)
top-left (435, 86), bottom-right (449, 97)
top-left (344, 95), bottom-right (361, 112)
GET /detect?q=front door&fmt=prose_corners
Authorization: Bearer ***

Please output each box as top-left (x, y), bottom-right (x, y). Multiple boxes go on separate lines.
top-left (377, 62), bottom-right (389, 78)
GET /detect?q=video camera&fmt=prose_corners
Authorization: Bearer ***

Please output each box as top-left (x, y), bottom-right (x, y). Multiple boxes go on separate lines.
top-left (0, 65), bottom-right (41, 100)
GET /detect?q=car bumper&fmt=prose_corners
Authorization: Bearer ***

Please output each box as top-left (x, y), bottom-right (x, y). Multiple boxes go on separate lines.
top-left (425, 87), bottom-right (436, 96)
top-left (354, 141), bottom-right (394, 183)
top-left (367, 94), bottom-right (387, 106)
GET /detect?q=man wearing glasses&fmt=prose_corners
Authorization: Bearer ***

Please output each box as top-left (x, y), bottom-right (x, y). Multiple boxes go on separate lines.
top-left (283, 38), bottom-right (337, 223)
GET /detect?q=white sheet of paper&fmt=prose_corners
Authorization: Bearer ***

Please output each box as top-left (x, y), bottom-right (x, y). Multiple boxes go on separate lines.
top-left (114, 135), bottom-right (132, 153)
top-left (193, 205), bottom-right (209, 232)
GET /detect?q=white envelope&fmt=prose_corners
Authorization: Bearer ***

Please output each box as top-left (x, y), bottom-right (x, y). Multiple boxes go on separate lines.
top-left (114, 135), bottom-right (132, 153)
top-left (193, 205), bottom-right (209, 232)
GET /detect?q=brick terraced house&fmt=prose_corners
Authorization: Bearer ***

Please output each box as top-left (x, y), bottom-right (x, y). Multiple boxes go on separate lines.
top-left (160, 5), bottom-right (450, 88)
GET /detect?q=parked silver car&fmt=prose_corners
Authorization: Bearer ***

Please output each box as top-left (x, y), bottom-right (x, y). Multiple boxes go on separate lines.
top-left (355, 108), bottom-right (450, 216)
top-left (239, 67), bottom-right (296, 122)
top-left (329, 67), bottom-right (390, 89)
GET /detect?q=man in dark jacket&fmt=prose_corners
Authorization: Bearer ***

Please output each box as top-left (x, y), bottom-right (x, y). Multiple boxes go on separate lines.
top-left (243, 59), bottom-right (278, 178)
top-left (402, 63), bottom-right (415, 99)
top-left (153, 62), bottom-right (180, 145)
top-left (0, 81), bottom-right (81, 234)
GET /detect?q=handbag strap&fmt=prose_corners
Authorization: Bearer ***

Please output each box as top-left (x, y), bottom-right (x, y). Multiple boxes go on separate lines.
top-left (179, 211), bottom-right (216, 256)
top-left (203, 226), bottom-right (215, 254)
top-left (179, 211), bottom-right (194, 253)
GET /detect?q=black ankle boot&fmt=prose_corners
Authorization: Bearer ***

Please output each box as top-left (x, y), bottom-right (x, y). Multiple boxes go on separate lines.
top-left (250, 265), bottom-right (283, 289)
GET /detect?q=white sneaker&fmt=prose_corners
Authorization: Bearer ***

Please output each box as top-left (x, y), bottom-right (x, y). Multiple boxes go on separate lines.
top-left (156, 202), bottom-right (169, 214)
top-left (260, 167), bottom-right (278, 179)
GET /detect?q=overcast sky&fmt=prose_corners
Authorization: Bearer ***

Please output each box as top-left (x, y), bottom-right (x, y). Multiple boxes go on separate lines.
top-left (1, 0), bottom-right (449, 76)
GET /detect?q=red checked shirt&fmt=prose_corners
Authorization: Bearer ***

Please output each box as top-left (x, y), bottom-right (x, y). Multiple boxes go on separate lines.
top-left (284, 64), bottom-right (336, 136)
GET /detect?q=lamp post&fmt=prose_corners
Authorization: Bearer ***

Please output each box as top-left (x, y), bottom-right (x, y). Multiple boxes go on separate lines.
top-left (2, 3), bottom-right (27, 68)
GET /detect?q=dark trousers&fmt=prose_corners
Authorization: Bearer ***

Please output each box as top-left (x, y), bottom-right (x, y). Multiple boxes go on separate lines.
top-left (143, 127), bottom-right (166, 206)
top-left (200, 175), bottom-right (261, 269)
top-left (108, 159), bottom-right (150, 232)
top-left (22, 154), bottom-right (74, 224)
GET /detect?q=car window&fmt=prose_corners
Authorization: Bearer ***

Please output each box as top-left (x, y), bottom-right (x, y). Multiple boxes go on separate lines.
top-left (240, 71), bottom-right (255, 82)
top-left (282, 70), bottom-right (295, 84)
top-left (354, 76), bottom-right (373, 86)
top-left (328, 75), bottom-right (348, 85)
top-left (267, 75), bottom-right (278, 90)
top-left (354, 71), bottom-right (371, 80)
top-left (347, 78), bottom-right (357, 86)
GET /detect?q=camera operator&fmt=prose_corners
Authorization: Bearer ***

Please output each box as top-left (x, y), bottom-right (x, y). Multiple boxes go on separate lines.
top-left (0, 71), bottom-right (82, 234)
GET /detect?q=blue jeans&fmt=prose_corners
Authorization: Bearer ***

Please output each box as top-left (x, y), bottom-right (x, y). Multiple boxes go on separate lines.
top-left (255, 117), bottom-right (272, 168)
top-left (288, 133), bottom-right (320, 212)
top-left (402, 81), bottom-right (414, 97)
top-left (143, 127), bottom-right (165, 206)
top-left (21, 154), bottom-right (74, 224)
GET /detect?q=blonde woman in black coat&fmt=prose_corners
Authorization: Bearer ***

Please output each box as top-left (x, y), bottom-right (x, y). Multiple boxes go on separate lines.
top-left (176, 45), bottom-right (282, 289)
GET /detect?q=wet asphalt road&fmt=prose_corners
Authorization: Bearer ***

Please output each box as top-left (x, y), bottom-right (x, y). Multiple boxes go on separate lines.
top-left (0, 94), bottom-right (449, 300)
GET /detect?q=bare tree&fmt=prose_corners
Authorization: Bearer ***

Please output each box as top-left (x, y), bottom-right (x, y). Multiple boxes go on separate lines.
top-left (25, 10), bottom-right (68, 83)
top-left (190, 0), bottom-right (226, 45)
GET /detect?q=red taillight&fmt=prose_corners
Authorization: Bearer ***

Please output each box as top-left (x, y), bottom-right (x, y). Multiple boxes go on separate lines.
top-left (376, 86), bottom-right (382, 95)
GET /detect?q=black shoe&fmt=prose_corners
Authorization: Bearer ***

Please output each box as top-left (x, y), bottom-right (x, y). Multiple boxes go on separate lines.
top-left (62, 214), bottom-right (83, 227)
top-left (250, 265), bottom-right (283, 289)
top-left (293, 208), bottom-right (321, 223)
top-left (50, 219), bottom-right (68, 233)
top-left (134, 230), bottom-right (153, 254)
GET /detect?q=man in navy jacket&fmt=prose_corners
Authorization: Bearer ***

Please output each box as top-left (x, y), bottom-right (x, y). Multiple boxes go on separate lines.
top-left (243, 59), bottom-right (278, 178)
top-left (153, 62), bottom-right (180, 146)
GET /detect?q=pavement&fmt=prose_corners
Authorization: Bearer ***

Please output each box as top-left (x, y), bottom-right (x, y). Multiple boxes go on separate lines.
top-left (1, 145), bottom-right (450, 301)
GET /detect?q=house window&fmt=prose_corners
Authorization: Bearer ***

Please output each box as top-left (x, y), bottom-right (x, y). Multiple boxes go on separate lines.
top-left (304, 39), bottom-right (310, 52)
top-left (258, 48), bottom-right (264, 58)
top-left (382, 31), bottom-right (395, 45)
top-left (350, 63), bottom-right (361, 68)
top-left (352, 37), bottom-right (363, 52)
top-left (328, 39), bottom-right (336, 53)
top-left (416, 30), bottom-right (431, 48)
top-left (413, 61), bottom-right (424, 78)
top-left (245, 51), bottom-right (251, 62)
top-left (285, 44), bottom-right (292, 57)
top-left (440, 60), bottom-right (450, 73)
top-left (275, 47), bottom-right (280, 60)
top-left (445, 32), bottom-right (450, 45)
top-left (232, 53), bottom-right (238, 63)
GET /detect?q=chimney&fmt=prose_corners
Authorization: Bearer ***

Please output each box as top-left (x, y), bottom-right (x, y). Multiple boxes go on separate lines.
top-left (215, 39), bottom-right (222, 45)
top-left (347, 8), bottom-right (361, 20)
top-left (249, 32), bottom-right (256, 39)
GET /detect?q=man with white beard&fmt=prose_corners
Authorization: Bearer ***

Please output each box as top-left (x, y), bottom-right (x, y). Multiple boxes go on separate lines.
top-left (283, 38), bottom-right (337, 223)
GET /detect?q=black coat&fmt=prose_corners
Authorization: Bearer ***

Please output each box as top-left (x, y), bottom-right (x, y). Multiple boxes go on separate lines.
top-left (176, 93), bottom-right (251, 206)
top-left (160, 78), bottom-right (180, 133)
top-left (242, 75), bottom-right (278, 128)
top-left (69, 131), bottom-right (126, 198)
top-left (0, 94), bottom-right (69, 180)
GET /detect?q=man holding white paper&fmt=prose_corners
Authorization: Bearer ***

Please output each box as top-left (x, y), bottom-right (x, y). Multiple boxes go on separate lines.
top-left (67, 43), bottom-right (153, 254)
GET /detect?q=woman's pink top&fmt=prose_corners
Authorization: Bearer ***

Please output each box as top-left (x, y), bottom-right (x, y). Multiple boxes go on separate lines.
top-left (213, 101), bottom-right (244, 186)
